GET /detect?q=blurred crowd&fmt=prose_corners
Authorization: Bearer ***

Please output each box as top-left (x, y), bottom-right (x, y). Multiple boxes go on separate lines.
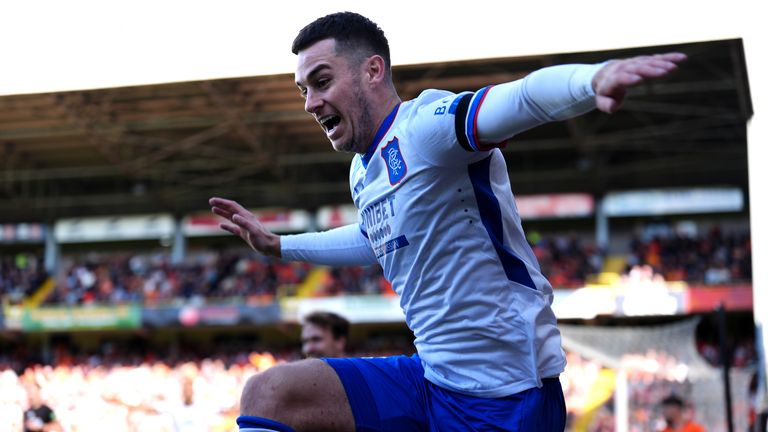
top-left (0, 333), bottom-right (419, 432)
top-left (1, 249), bottom-right (395, 306)
top-left (0, 226), bottom-right (753, 307)
top-left (0, 353), bottom-right (273, 432)
top-left (0, 254), bottom-right (48, 304)
top-left (562, 349), bottom-right (755, 432)
top-left (1, 339), bottom-right (756, 432)
top-left (46, 250), bottom-right (312, 306)
top-left (528, 233), bottom-right (603, 288)
top-left (625, 226), bottom-right (751, 285)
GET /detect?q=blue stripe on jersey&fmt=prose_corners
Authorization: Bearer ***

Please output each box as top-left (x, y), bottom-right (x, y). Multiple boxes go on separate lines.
top-left (453, 93), bottom-right (474, 152)
top-left (468, 154), bottom-right (536, 290)
top-left (362, 104), bottom-right (401, 168)
top-left (374, 235), bottom-right (409, 259)
top-left (360, 225), bottom-right (369, 239)
top-left (448, 92), bottom-right (468, 114)
top-left (464, 86), bottom-right (492, 152)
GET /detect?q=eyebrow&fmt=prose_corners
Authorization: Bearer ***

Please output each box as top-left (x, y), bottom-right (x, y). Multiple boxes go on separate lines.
top-left (296, 63), bottom-right (331, 88)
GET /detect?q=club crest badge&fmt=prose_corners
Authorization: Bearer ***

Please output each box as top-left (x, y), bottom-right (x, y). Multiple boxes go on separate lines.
top-left (381, 137), bottom-right (407, 185)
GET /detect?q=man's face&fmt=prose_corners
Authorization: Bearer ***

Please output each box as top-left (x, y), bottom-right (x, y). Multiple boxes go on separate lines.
top-left (662, 404), bottom-right (682, 425)
top-left (301, 322), bottom-right (345, 358)
top-left (295, 38), bottom-right (375, 154)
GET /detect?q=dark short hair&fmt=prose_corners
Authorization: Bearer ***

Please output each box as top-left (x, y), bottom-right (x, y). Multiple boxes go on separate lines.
top-left (292, 12), bottom-right (391, 71)
top-left (661, 394), bottom-right (685, 408)
top-left (304, 311), bottom-right (350, 340)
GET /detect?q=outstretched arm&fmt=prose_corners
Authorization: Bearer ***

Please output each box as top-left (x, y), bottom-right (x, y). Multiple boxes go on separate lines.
top-left (210, 197), bottom-right (377, 266)
top-left (474, 52), bottom-right (687, 145)
top-left (282, 224), bottom-right (378, 266)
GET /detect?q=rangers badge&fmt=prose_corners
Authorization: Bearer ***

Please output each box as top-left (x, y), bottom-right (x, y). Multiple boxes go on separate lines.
top-left (381, 137), bottom-right (407, 185)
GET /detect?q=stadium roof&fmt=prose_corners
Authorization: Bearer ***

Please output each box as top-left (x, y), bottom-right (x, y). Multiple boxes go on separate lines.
top-left (0, 39), bottom-right (752, 222)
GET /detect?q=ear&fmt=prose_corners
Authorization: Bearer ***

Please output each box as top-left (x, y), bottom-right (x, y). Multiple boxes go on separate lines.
top-left (364, 55), bottom-right (388, 85)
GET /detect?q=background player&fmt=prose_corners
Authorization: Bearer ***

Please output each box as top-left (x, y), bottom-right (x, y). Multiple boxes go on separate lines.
top-left (659, 394), bottom-right (706, 432)
top-left (301, 311), bottom-right (349, 358)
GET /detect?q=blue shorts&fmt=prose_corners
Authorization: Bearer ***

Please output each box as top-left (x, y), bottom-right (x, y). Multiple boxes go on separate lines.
top-left (324, 354), bottom-right (565, 432)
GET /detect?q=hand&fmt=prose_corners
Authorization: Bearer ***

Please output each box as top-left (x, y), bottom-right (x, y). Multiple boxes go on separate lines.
top-left (592, 52), bottom-right (687, 114)
top-left (209, 197), bottom-right (281, 257)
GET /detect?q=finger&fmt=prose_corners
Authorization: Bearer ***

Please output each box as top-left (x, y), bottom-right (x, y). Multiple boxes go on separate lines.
top-left (631, 63), bottom-right (677, 78)
top-left (596, 94), bottom-right (623, 114)
top-left (209, 197), bottom-right (230, 206)
top-left (209, 197), bottom-right (248, 214)
top-left (231, 214), bottom-right (261, 234)
top-left (620, 55), bottom-right (685, 77)
top-left (653, 52), bottom-right (687, 63)
top-left (210, 199), bottom-right (240, 214)
top-left (219, 222), bottom-right (242, 237)
top-left (637, 57), bottom-right (681, 69)
top-left (613, 60), bottom-right (670, 79)
top-left (616, 53), bottom-right (682, 70)
top-left (601, 71), bottom-right (643, 94)
top-left (625, 52), bottom-right (686, 66)
top-left (212, 206), bottom-right (234, 220)
top-left (634, 57), bottom-right (682, 72)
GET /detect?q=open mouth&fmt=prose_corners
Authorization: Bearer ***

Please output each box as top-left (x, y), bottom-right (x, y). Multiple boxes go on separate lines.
top-left (320, 115), bottom-right (341, 134)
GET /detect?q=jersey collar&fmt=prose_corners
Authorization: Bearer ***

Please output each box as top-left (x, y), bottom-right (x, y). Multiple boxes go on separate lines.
top-left (361, 103), bottom-right (400, 168)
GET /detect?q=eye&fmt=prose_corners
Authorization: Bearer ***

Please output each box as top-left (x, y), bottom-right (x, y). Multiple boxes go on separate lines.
top-left (298, 87), bottom-right (307, 98)
top-left (317, 78), bottom-right (330, 89)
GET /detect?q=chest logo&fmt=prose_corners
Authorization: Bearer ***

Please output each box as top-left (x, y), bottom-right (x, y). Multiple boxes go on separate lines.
top-left (381, 137), bottom-right (407, 185)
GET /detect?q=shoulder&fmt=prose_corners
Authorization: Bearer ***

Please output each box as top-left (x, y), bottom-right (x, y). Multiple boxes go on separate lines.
top-left (406, 89), bottom-right (461, 115)
top-left (412, 89), bottom-right (455, 106)
top-left (397, 89), bottom-right (488, 167)
top-left (398, 89), bottom-right (466, 134)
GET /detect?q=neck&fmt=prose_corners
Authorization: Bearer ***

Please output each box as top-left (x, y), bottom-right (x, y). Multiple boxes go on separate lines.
top-left (382, 91), bottom-right (402, 114)
top-left (376, 93), bottom-right (402, 127)
top-left (359, 92), bottom-right (401, 154)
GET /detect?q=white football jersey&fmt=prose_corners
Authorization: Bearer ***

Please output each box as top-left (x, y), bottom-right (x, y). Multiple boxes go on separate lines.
top-left (350, 88), bottom-right (565, 397)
